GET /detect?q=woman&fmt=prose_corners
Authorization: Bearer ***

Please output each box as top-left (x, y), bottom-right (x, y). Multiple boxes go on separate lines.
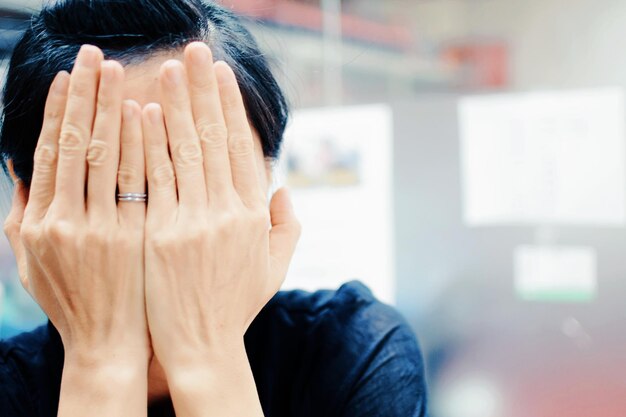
top-left (0, 1), bottom-right (427, 416)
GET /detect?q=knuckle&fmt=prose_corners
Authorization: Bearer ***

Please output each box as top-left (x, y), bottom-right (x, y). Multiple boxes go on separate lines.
top-left (33, 145), bottom-right (58, 172)
top-left (197, 122), bottom-right (228, 149)
top-left (20, 224), bottom-right (39, 246)
top-left (151, 163), bottom-right (176, 188)
top-left (43, 221), bottom-right (73, 244)
top-left (59, 123), bottom-right (87, 150)
top-left (86, 140), bottom-right (110, 166)
top-left (19, 275), bottom-right (29, 291)
top-left (69, 76), bottom-right (94, 98)
top-left (190, 71), bottom-right (214, 90)
top-left (228, 135), bottom-right (254, 157)
top-left (212, 207), bottom-right (246, 237)
top-left (215, 211), bottom-right (238, 234)
top-left (118, 165), bottom-right (142, 186)
top-left (44, 106), bottom-right (64, 122)
top-left (3, 219), bottom-right (15, 238)
top-left (174, 141), bottom-right (203, 169)
top-left (148, 232), bottom-right (174, 253)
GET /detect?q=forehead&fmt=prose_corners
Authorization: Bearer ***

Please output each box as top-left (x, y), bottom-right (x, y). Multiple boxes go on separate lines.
top-left (122, 51), bottom-right (181, 106)
top-left (121, 51), bottom-right (268, 173)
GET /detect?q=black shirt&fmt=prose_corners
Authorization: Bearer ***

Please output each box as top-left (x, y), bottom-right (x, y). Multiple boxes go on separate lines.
top-left (0, 281), bottom-right (428, 416)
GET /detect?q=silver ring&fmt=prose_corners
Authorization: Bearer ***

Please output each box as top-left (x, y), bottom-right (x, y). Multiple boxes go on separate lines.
top-left (117, 192), bottom-right (147, 203)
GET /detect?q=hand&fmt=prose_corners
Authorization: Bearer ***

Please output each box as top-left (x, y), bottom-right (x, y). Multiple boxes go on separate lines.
top-left (142, 42), bottom-right (301, 371)
top-left (3, 45), bottom-right (149, 365)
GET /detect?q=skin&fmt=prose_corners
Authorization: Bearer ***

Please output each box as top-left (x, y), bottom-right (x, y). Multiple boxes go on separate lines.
top-left (3, 42), bottom-right (301, 416)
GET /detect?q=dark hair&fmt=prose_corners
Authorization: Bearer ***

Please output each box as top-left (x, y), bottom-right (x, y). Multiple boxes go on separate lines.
top-left (0, 0), bottom-right (289, 185)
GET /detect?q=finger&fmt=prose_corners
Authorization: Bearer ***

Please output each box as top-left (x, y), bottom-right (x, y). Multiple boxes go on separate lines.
top-left (184, 42), bottom-right (233, 201)
top-left (87, 60), bottom-right (125, 221)
top-left (143, 103), bottom-right (177, 217)
top-left (3, 180), bottom-right (31, 294)
top-left (214, 61), bottom-right (264, 208)
top-left (268, 188), bottom-right (301, 289)
top-left (54, 45), bottom-right (103, 216)
top-left (118, 100), bottom-right (146, 228)
top-left (24, 71), bottom-right (70, 222)
top-left (159, 60), bottom-right (207, 210)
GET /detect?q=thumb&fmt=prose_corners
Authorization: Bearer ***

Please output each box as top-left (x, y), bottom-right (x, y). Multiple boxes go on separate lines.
top-left (3, 180), bottom-right (30, 294)
top-left (268, 187), bottom-right (301, 285)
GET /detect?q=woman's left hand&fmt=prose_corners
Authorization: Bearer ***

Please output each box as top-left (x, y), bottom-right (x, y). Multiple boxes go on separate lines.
top-left (142, 42), bottom-right (301, 415)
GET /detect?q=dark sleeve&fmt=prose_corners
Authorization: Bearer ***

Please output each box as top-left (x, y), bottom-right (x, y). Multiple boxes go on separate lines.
top-left (0, 322), bottom-right (64, 417)
top-left (0, 344), bottom-right (36, 417)
top-left (307, 281), bottom-right (428, 417)
top-left (340, 322), bottom-right (428, 417)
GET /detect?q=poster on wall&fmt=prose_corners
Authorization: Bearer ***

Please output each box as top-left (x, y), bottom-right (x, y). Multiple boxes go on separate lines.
top-left (459, 88), bottom-right (626, 226)
top-left (277, 104), bottom-right (395, 304)
top-left (514, 245), bottom-right (597, 302)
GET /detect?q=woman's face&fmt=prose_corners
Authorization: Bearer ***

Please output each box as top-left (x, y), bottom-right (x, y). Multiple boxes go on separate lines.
top-left (122, 51), bottom-right (272, 195)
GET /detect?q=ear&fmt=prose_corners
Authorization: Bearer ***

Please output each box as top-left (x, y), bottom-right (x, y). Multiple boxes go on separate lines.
top-left (5, 159), bottom-right (29, 206)
top-left (6, 159), bottom-right (19, 185)
top-left (3, 168), bottom-right (31, 295)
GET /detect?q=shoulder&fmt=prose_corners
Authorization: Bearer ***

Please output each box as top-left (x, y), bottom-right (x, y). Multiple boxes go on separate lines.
top-left (0, 322), bottom-right (64, 417)
top-left (266, 280), bottom-right (421, 352)
top-left (266, 280), bottom-right (402, 323)
top-left (249, 281), bottom-right (428, 416)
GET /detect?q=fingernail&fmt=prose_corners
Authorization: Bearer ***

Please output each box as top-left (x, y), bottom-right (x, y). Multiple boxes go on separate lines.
top-left (164, 62), bottom-right (183, 85)
top-left (76, 45), bottom-right (101, 68)
top-left (214, 61), bottom-right (234, 84)
top-left (100, 61), bottom-right (115, 82)
top-left (123, 100), bottom-right (136, 121)
top-left (189, 44), bottom-right (210, 65)
top-left (51, 71), bottom-right (69, 94)
top-left (146, 104), bottom-right (162, 125)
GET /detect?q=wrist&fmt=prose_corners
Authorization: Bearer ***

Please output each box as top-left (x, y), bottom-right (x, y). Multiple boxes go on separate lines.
top-left (59, 349), bottom-right (149, 416)
top-left (164, 340), bottom-right (249, 388)
top-left (164, 342), bottom-right (264, 416)
top-left (161, 334), bottom-right (246, 372)
top-left (62, 357), bottom-right (148, 399)
top-left (64, 346), bottom-right (151, 372)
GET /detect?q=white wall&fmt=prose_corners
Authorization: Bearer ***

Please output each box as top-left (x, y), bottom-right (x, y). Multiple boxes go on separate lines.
top-left (409, 0), bottom-right (626, 90)
top-left (466, 0), bottom-right (626, 90)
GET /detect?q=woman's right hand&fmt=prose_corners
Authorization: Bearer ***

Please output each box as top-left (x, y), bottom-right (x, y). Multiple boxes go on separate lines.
top-left (3, 45), bottom-right (149, 368)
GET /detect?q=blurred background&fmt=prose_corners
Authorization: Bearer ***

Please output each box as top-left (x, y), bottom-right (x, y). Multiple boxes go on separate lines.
top-left (0, 0), bottom-right (625, 416)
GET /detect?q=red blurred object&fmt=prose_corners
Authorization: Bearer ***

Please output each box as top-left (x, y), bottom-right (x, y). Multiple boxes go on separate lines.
top-left (221, 0), bottom-right (413, 50)
top-left (437, 330), bottom-right (626, 417)
top-left (443, 41), bottom-right (509, 88)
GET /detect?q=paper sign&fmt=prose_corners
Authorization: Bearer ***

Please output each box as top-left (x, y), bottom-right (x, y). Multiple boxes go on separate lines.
top-left (514, 245), bottom-right (597, 302)
top-left (277, 105), bottom-right (395, 304)
top-left (459, 88), bottom-right (626, 226)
